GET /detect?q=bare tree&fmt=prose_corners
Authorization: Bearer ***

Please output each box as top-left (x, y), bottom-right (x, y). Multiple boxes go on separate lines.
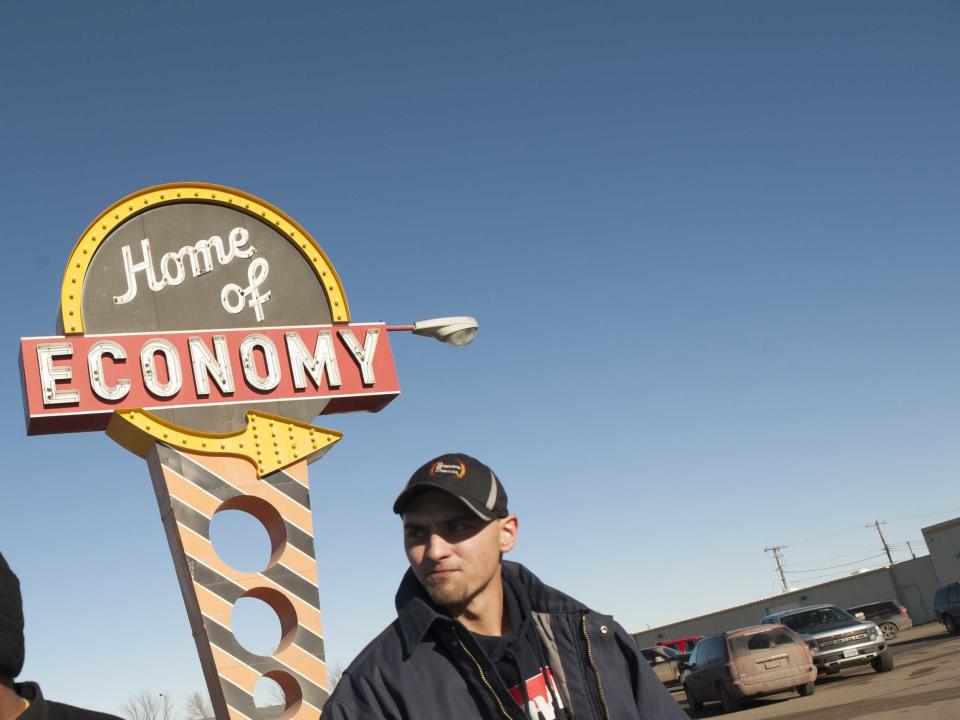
top-left (183, 691), bottom-right (214, 720)
top-left (259, 678), bottom-right (285, 719)
top-left (121, 691), bottom-right (174, 720)
top-left (266, 679), bottom-right (286, 706)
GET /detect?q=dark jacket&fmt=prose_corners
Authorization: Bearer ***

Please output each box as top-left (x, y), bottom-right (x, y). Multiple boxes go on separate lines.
top-left (323, 562), bottom-right (686, 719)
top-left (15, 682), bottom-right (122, 720)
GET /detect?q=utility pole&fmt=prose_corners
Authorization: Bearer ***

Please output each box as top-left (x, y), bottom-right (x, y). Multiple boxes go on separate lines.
top-left (764, 545), bottom-right (789, 594)
top-left (906, 541), bottom-right (917, 560)
top-left (867, 520), bottom-right (895, 566)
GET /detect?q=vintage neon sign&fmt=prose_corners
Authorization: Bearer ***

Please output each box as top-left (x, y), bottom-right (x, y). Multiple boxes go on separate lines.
top-left (22, 324), bottom-right (395, 434)
top-left (19, 183), bottom-right (401, 718)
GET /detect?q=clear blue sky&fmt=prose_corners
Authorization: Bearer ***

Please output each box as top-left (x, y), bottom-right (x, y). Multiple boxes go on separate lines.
top-left (2, 1), bottom-right (958, 713)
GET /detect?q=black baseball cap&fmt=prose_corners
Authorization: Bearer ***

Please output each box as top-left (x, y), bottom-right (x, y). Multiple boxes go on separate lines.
top-left (393, 453), bottom-right (509, 521)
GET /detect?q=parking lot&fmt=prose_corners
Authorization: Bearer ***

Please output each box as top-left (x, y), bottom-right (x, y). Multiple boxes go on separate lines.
top-left (674, 623), bottom-right (960, 719)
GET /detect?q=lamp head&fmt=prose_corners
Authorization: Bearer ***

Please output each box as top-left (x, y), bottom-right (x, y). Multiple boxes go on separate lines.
top-left (412, 316), bottom-right (479, 347)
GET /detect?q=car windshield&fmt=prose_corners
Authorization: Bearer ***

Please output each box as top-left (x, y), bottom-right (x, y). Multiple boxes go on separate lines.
top-left (660, 646), bottom-right (682, 658)
top-left (729, 629), bottom-right (796, 657)
top-left (780, 607), bottom-right (853, 631)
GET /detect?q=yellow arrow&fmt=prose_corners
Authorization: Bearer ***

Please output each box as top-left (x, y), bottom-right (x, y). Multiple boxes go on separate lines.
top-left (106, 409), bottom-right (342, 477)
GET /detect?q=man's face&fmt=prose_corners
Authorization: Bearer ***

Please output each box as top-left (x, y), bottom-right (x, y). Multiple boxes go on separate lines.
top-left (402, 489), bottom-right (518, 612)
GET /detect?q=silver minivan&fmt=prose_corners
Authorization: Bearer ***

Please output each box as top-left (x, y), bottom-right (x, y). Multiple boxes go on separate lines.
top-left (681, 624), bottom-right (816, 713)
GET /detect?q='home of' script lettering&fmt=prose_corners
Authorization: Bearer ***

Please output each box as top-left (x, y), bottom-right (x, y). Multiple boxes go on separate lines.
top-left (112, 228), bottom-right (272, 321)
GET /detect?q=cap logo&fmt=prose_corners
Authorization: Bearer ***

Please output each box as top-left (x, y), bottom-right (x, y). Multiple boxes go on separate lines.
top-left (430, 460), bottom-right (466, 479)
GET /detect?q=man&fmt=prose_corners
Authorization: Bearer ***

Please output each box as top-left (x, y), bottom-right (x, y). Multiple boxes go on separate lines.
top-left (0, 552), bottom-right (122, 720)
top-left (323, 453), bottom-right (685, 719)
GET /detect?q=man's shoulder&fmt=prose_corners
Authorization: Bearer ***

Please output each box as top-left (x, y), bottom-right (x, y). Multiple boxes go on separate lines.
top-left (18, 682), bottom-right (123, 720)
top-left (503, 561), bottom-right (590, 615)
top-left (39, 700), bottom-right (122, 720)
top-left (342, 618), bottom-right (407, 674)
top-left (324, 618), bottom-right (433, 718)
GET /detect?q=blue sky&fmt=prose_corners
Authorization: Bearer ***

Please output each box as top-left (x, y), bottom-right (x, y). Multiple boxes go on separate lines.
top-left (1, 1), bottom-right (958, 713)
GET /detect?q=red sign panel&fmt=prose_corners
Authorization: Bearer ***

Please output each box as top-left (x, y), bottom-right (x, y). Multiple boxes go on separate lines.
top-left (21, 322), bottom-right (399, 435)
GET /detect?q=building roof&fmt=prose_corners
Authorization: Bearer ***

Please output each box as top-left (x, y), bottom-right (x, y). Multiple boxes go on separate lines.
top-left (921, 516), bottom-right (960, 535)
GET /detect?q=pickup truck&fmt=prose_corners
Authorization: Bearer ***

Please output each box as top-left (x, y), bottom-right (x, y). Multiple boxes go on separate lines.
top-left (760, 603), bottom-right (892, 675)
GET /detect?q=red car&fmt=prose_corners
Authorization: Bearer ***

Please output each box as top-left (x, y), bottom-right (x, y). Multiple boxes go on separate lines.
top-left (656, 635), bottom-right (702, 654)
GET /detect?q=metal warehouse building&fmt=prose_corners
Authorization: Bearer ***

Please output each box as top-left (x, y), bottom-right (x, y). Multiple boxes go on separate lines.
top-left (922, 516), bottom-right (960, 590)
top-left (632, 515), bottom-right (959, 647)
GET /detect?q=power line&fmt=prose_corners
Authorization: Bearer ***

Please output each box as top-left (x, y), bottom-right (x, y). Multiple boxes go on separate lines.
top-left (774, 538), bottom-right (927, 573)
top-left (762, 510), bottom-right (944, 591)
top-left (882, 507), bottom-right (960, 524)
top-left (786, 547), bottom-right (890, 567)
top-left (791, 564), bottom-right (887, 585)
top-left (781, 524), bottom-right (865, 548)
top-left (778, 504), bottom-right (960, 549)
top-left (887, 541), bottom-right (925, 550)
top-left (785, 553), bottom-right (886, 574)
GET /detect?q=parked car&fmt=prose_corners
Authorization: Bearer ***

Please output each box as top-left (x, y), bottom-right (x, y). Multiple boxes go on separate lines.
top-left (656, 635), bottom-right (702, 654)
top-left (679, 624), bottom-right (816, 713)
top-left (933, 581), bottom-right (960, 634)
top-left (641, 646), bottom-right (683, 686)
top-left (659, 644), bottom-right (692, 666)
top-left (761, 603), bottom-right (892, 675)
top-left (846, 600), bottom-right (912, 640)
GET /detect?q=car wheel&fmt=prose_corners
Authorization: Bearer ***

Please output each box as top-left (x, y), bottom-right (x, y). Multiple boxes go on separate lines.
top-left (684, 685), bottom-right (703, 712)
top-left (796, 682), bottom-right (815, 697)
top-left (871, 649), bottom-right (894, 673)
top-left (944, 614), bottom-right (959, 635)
top-left (718, 683), bottom-right (740, 713)
top-left (879, 622), bottom-right (899, 641)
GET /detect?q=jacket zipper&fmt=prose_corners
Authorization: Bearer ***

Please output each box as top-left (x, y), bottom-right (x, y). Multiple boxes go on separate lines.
top-left (454, 628), bottom-right (515, 720)
top-left (581, 614), bottom-right (611, 720)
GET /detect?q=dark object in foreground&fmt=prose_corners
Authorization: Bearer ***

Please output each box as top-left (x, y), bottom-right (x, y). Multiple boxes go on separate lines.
top-left (934, 582), bottom-right (960, 635)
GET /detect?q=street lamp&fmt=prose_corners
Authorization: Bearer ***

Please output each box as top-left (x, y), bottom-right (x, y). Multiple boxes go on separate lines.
top-left (387, 316), bottom-right (479, 347)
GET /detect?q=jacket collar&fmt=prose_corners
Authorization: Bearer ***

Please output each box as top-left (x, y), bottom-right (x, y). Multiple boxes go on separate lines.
top-left (394, 560), bottom-right (589, 658)
top-left (12, 682), bottom-right (46, 720)
top-left (395, 569), bottom-right (445, 658)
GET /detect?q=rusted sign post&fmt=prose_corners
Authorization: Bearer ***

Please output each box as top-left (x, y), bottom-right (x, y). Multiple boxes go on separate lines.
top-left (20, 183), bottom-right (402, 719)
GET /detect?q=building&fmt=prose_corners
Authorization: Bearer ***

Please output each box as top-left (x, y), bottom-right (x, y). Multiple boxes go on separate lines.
top-left (922, 516), bottom-right (960, 588)
top-left (632, 515), bottom-right (960, 647)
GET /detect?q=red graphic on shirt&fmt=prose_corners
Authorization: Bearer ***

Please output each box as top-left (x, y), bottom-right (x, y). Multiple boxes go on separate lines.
top-left (508, 667), bottom-right (565, 720)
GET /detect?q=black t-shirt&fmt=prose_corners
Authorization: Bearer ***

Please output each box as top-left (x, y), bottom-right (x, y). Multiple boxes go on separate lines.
top-left (471, 581), bottom-right (528, 694)
top-left (469, 583), bottom-right (569, 720)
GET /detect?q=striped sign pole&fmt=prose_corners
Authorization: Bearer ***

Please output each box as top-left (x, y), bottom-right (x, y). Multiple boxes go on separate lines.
top-left (146, 443), bottom-right (335, 719)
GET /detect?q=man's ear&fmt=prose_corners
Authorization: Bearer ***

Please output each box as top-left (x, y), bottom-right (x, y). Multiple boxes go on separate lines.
top-left (499, 515), bottom-right (519, 553)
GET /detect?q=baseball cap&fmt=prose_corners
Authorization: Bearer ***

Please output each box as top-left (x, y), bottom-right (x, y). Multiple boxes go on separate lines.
top-left (393, 453), bottom-right (509, 521)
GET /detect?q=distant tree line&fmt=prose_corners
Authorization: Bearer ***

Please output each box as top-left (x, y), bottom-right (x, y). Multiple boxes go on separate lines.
top-left (120, 665), bottom-right (343, 720)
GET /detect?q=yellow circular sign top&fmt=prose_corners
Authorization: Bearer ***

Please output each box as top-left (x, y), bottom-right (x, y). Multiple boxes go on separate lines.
top-left (59, 182), bottom-right (350, 335)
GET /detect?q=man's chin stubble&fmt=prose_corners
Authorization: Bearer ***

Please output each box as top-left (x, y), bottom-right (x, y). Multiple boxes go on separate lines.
top-left (424, 579), bottom-right (467, 609)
